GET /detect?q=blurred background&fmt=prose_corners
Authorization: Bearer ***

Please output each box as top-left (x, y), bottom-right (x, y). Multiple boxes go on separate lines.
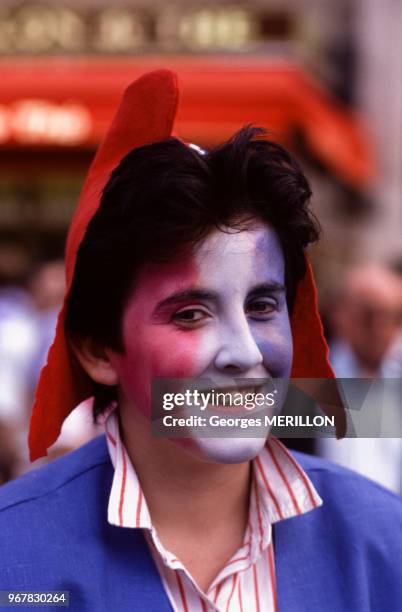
top-left (0, 0), bottom-right (401, 491)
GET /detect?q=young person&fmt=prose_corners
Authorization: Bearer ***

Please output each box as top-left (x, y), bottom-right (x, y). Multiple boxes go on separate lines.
top-left (0, 70), bottom-right (401, 611)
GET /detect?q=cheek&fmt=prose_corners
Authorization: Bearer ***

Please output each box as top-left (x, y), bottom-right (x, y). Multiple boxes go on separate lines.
top-left (113, 313), bottom-right (209, 415)
top-left (112, 322), bottom-right (205, 417)
top-left (146, 328), bottom-right (203, 378)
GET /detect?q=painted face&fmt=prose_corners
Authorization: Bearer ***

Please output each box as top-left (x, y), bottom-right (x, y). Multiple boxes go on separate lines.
top-left (109, 221), bottom-right (293, 463)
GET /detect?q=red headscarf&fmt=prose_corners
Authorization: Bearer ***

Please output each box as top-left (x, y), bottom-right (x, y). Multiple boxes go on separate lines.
top-left (28, 69), bottom-right (345, 461)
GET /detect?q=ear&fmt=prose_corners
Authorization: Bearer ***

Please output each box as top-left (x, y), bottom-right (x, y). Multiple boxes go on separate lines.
top-left (71, 338), bottom-right (119, 386)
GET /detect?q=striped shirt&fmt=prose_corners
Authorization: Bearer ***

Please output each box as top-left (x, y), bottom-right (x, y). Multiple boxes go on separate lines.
top-left (104, 410), bottom-right (322, 611)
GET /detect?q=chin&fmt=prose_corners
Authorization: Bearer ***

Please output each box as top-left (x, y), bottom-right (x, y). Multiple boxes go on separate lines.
top-left (189, 436), bottom-right (268, 464)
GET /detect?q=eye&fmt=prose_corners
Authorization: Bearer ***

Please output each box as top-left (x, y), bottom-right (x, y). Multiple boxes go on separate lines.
top-left (171, 307), bottom-right (210, 328)
top-left (246, 299), bottom-right (276, 318)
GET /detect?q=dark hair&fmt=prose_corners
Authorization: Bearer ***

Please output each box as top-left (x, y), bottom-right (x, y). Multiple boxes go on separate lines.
top-left (65, 126), bottom-right (319, 417)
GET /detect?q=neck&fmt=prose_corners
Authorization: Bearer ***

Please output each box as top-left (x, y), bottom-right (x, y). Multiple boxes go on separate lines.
top-left (118, 405), bottom-right (251, 536)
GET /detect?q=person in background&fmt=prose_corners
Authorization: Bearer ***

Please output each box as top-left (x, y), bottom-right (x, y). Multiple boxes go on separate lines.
top-left (24, 259), bottom-right (97, 470)
top-left (0, 250), bottom-right (97, 480)
top-left (26, 259), bottom-right (66, 392)
top-left (329, 265), bottom-right (402, 377)
top-left (0, 238), bottom-right (36, 429)
top-left (0, 238), bottom-right (37, 481)
top-left (318, 264), bottom-right (402, 492)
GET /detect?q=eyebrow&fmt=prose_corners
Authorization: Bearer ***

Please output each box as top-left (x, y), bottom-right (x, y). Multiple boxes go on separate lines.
top-left (247, 282), bottom-right (286, 300)
top-left (154, 288), bottom-right (220, 312)
top-left (154, 282), bottom-right (285, 313)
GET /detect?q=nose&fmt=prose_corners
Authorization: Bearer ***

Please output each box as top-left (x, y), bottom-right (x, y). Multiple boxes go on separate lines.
top-left (214, 317), bottom-right (264, 373)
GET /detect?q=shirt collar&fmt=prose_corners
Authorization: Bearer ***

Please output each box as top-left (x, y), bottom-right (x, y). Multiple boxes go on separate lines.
top-left (104, 408), bottom-right (322, 533)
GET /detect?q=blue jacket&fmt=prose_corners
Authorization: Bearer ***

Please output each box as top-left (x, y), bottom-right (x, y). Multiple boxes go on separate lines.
top-left (0, 436), bottom-right (401, 611)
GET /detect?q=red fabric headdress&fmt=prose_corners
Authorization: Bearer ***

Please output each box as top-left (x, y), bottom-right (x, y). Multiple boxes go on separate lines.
top-left (28, 69), bottom-right (345, 461)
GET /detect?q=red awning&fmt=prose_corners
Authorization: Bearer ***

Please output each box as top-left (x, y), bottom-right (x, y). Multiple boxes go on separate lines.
top-left (0, 57), bottom-right (373, 187)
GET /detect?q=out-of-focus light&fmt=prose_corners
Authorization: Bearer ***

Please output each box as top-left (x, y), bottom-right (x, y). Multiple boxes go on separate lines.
top-left (0, 100), bottom-right (92, 146)
top-left (94, 8), bottom-right (145, 52)
top-left (179, 8), bottom-right (255, 50)
top-left (57, 9), bottom-right (86, 52)
top-left (14, 6), bottom-right (59, 53)
top-left (0, 4), bottom-right (260, 55)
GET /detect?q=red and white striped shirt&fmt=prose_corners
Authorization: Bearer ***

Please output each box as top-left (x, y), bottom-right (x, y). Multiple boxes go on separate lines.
top-left (104, 410), bottom-right (322, 612)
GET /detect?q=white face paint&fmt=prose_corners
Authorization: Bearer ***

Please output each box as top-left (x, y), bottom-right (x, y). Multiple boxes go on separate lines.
top-left (184, 222), bottom-right (293, 463)
top-left (111, 221), bottom-right (293, 464)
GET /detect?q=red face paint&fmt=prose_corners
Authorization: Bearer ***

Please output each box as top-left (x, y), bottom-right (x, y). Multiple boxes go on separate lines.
top-left (108, 257), bottom-right (202, 419)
